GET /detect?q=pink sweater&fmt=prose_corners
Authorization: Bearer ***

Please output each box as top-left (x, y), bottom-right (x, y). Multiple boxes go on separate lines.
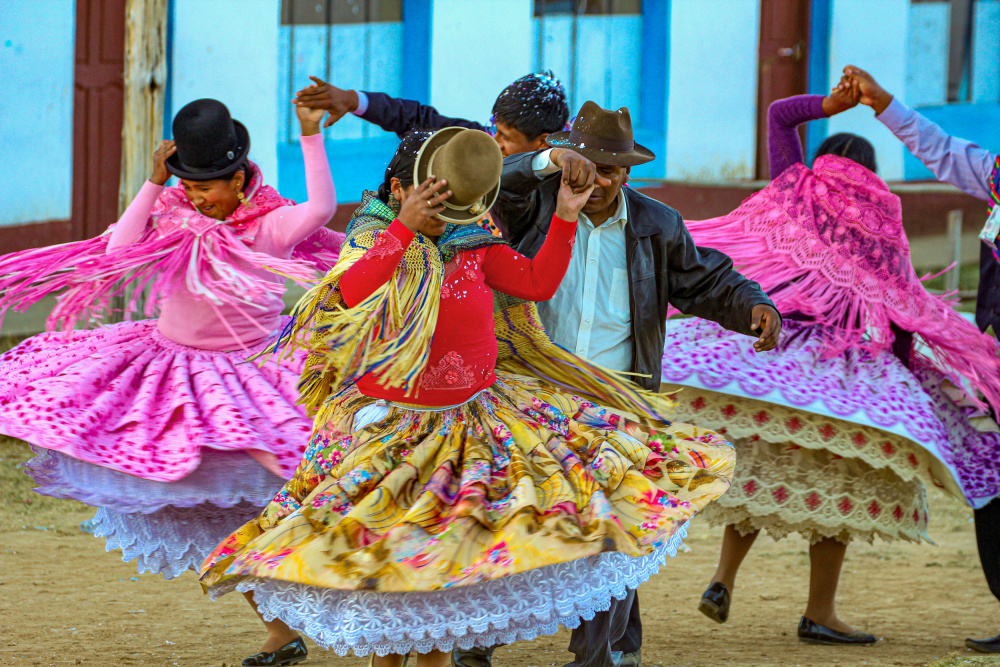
top-left (107, 134), bottom-right (337, 350)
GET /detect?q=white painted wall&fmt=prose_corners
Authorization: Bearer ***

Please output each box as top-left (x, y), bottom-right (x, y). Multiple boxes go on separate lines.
top-left (170, 0), bottom-right (280, 183)
top-left (827, 0), bottom-right (909, 180)
top-left (429, 0), bottom-right (534, 126)
top-left (0, 0), bottom-right (75, 227)
top-left (665, 0), bottom-right (759, 181)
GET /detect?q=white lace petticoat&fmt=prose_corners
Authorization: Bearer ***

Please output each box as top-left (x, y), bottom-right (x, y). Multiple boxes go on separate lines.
top-left (208, 521), bottom-right (688, 656)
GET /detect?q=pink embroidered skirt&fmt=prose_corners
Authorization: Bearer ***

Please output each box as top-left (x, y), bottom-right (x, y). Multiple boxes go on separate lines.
top-left (2, 317), bottom-right (310, 577)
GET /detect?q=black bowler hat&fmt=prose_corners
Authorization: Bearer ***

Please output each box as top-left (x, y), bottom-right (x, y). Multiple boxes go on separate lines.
top-left (166, 99), bottom-right (251, 180)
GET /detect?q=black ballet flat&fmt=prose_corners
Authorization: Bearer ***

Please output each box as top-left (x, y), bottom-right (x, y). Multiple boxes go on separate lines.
top-left (242, 636), bottom-right (308, 666)
top-left (698, 582), bottom-right (731, 624)
top-left (966, 633), bottom-right (1000, 653)
top-left (797, 617), bottom-right (877, 645)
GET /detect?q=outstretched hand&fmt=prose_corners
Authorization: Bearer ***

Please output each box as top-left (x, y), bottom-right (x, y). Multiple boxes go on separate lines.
top-left (841, 65), bottom-right (893, 115)
top-left (293, 75), bottom-right (359, 128)
top-left (397, 176), bottom-right (452, 237)
top-left (150, 139), bottom-right (176, 186)
top-left (751, 304), bottom-right (782, 352)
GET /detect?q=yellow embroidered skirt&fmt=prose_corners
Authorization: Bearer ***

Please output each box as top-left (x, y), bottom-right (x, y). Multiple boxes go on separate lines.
top-left (200, 371), bottom-right (734, 655)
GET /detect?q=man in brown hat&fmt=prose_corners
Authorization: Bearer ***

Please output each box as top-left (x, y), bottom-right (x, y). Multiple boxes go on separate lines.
top-left (453, 101), bottom-right (782, 667)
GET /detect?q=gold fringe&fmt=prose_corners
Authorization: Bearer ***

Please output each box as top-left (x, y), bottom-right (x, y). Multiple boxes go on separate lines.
top-left (281, 232), bottom-right (443, 417)
top-left (494, 300), bottom-right (676, 426)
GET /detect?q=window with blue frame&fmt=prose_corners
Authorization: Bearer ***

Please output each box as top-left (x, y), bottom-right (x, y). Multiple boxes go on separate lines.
top-left (904, 0), bottom-right (1000, 179)
top-left (532, 0), bottom-right (643, 119)
top-left (907, 0), bottom-right (999, 106)
top-left (278, 0), bottom-right (404, 203)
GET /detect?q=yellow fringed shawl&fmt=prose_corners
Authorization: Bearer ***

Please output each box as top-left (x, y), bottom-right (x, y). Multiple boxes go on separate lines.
top-left (272, 192), bottom-right (676, 426)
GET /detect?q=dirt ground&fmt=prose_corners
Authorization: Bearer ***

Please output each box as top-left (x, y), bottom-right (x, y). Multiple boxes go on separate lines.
top-left (1, 438), bottom-right (999, 667)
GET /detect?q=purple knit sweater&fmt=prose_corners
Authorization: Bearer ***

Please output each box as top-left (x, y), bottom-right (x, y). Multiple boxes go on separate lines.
top-left (768, 94), bottom-right (828, 180)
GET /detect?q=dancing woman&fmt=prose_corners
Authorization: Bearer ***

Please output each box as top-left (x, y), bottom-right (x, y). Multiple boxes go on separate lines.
top-left (658, 84), bottom-right (1000, 644)
top-left (200, 128), bottom-right (737, 666)
top-left (0, 98), bottom-right (341, 664)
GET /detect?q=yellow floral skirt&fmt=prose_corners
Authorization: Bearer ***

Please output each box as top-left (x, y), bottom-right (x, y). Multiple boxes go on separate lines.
top-left (199, 372), bottom-right (734, 655)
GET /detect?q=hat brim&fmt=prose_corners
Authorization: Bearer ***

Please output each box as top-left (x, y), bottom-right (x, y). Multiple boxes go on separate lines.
top-left (545, 131), bottom-right (655, 167)
top-left (414, 127), bottom-right (501, 225)
top-left (165, 120), bottom-right (252, 181)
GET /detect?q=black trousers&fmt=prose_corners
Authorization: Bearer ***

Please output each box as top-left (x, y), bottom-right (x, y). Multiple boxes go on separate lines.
top-left (976, 496), bottom-right (1000, 605)
top-left (452, 591), bottom-right (642, 667)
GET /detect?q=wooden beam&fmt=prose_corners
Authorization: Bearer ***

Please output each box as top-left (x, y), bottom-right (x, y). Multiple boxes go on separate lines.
top-left (119, 0), bottom-right (167, 215)
top-left (115, 0), bottom-right (167, 321)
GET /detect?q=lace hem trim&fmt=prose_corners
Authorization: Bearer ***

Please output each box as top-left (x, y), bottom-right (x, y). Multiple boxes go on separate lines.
top-left (670, 389), bottom-right (952, 491)
top-left (94, 502), bottom-right (265, 579)
top-left (207, 523), bottom-right (689, 656)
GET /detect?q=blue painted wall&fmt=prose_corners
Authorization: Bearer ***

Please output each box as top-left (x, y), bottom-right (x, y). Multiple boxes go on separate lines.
top-left (0, 0), bottom-right (75, 227)
top-left (903, 102), bottom-right (1000, 181)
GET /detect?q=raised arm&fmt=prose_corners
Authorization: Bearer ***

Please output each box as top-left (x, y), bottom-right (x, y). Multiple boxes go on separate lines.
top-left (358, 92), bottom-right (487, 138)
top-left (107, 139), bottom-right (175, 251)
top-left (848, 65), bottom-right (995, 201)
top-left (482, 215), bottom-right (577, 300)
top-left (767, 95), bottom-right (826, 179)
top-left (484, 176), bottom-right (589, 300)
top-left (292, 75), bottom-right (486, 137)
top-left (492, 148), bottom-right (607, 245)
top-left (767, 80), bottom-right (859, 180)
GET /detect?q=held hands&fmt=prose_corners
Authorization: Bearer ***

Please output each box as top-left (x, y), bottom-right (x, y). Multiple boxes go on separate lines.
top-left (751, 304), bottom-right (782, 352)
top-left (555, 175), bottom-right (595, 221)
top-left (293, 75), bottom-right (358, 128)
top-left (150, 139), bottom-right (177, 186)
top-left (295, 102), bottom-right (326, 136)
top-left (823, 74), bottom-right (861, 116)
top-left (397, 177), bottom-right (452, 237)
top-left (550, 149), bottom-right (612, 194)
top-left (841, 65), bottom-right (893, 115)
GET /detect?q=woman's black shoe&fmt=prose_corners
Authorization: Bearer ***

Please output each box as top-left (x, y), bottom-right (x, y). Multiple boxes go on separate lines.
top-left (797, 617), bottom-right (877, 645)
top-left (242, 637), bottom-right (308, 666)
top-left (698, 582), bottom-right (731, 623)
top-left (966, 633), bottom-right (1000, 653)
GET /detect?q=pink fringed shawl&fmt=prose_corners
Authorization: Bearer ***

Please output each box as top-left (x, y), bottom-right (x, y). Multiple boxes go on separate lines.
top-left (683, 154), bottom-right (1000, 413)
top-left (0, 163), bottom-right (343, 332)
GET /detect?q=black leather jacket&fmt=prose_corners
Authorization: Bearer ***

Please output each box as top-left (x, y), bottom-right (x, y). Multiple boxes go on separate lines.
top-left (492, 151), bottom-right (776, 391)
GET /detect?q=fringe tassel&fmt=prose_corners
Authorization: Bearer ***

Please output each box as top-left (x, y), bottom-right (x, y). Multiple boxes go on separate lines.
top-left (683, 204), bottom-right (1000, 416)
top-left (269, 240), bottom-right (442, 417)
top-left (0, 223), bottom-right (320, 332)
top-left (494, 300), bottom-right (676, 425)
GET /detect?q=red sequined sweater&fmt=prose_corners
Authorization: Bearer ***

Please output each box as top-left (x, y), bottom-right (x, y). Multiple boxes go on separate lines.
top-left (340, 215), bottom-right (577, 406)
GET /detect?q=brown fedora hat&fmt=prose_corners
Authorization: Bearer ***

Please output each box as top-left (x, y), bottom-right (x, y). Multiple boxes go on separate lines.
top-left (414, 127), bottom-right (503, 224)
top-left (545, 101), bottom-right (655, 167)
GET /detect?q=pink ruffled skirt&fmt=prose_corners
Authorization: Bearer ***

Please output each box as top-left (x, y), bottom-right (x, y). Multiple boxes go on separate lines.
top-left (1, 318), bottom-right (310, 577)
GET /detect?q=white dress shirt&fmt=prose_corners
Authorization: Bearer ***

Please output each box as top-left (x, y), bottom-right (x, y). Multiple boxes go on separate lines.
top-left (532, 149), bottom-right (633, 372)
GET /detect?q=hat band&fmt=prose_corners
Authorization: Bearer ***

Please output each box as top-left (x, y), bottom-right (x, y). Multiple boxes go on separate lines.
top-left (566, 130), bottom-right (634, 153)
top-left (177, 141), bottom-right (244, 175)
